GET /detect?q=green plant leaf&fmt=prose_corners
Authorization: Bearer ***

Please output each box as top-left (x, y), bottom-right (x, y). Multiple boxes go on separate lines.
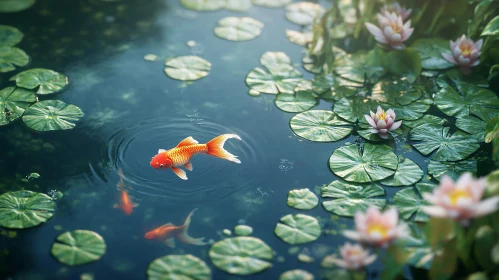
top-left (252, 0), bottom-right (291, 8)
top-left (0, 86), bottom-right (36, 126)
top-left (0, 190), bottom-right (55, 229)
top-left (225, 0), bottom-right (252, 11)
top-left (274, 214), bottom-right (321, 245)
top-left (311, 73), bottom-right (360, 101)
top-left (381, 158), bottom-right (423, 187)
top-left (485, 170), bottom-right (499, 197)
top-left (371, 79), bottom-right (423, 105)
top-left (0, 25), bottom-right (23, 46)
top-left (285, 2), bottom-right (325, 26)
top-left (289, 110), bottom-right (353, 142)
top-left (333, 96), bottom-right (379, 123)
top-left (384, 48), bottom-right (422, 83)
top-left (10, 68), bottom-right (68, 94)
top-left (51, 230), bottom-right (106, 266)
top-left (481, 15), bottom-right (499, 36)
top-left (387, 99), bottom-right (431, 121)
top-left (287, 188), bottom-right (319, 210)
top-left (411, 38), bottom-right (454, 70)
top-left (0, 46), bottom-right (29, 73)
top-left (400, 224), bottom-right (434, 269)
top-left (429, 239), bottom-right (457, 280)
top-left (393, 183), bottom-right (436, 222)
top-left (302, 51), bottom-right (322, 74)
top-left (214, 17), bottom-right (263, 41)
top-left (492, 241), bottom-right (499, 264)
top-left (334, 50), bottom-right (385, 84)
top-left (285, 30), bottom-right (312, 46)
top-left (234, 225), bottom-right (253, 236)
top-left (473, 226), bottom-right (496, 270)
top-left (22, 100), bottom-right (84, 131)
top-left (164, 56), bottom-right (211, 81)
top-left (279, 269), bottom-right (314, 280)
top-left (147, 254), bottom-right (211, 280)
top-left (436, 69), bottom-right (489, 89)
top-left (485, 115), bottom-right (499, 143)
top-left (180, 0), bottom-right (225, 11)
top-left (427, 159), bottom-right (477, 181)
top-left (275, 91), bottom-right (316, 113)
top-left (403, 115), bottom-right (446, 128)
top-left (0, 0), bottom-right (35, 13)
top-left (455, 115), bottom-right (487, 142)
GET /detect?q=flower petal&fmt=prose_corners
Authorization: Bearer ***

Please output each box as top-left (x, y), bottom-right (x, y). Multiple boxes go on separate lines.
top-left (365, 115), bottom-right (377, 128)
top-left (389, 120), bottom-right (402, 131)
top-left (441, 52), bottom-right (457, 64)
top-left (422, 206), bottom-right (448, 217)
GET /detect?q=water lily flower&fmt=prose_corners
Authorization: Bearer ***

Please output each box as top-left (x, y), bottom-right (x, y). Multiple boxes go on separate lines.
top-left (343, 207), bottom-right (408, 248)
top-left (441, 35), bottom-right (483, 74)
top-left (381, 3), bottom-right (412, 20)
top-left (364, 106), bottom-right (402, 139)
top-left (329, 242), bottom-right (377, 270)
top-left (423, 173), bottom-right (499, 225)
top-left (365, 12), bottom-right (414, 50)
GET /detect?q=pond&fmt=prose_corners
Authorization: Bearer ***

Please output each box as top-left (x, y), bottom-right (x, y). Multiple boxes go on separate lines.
top-left (1, 0), bottom-right (499, 280)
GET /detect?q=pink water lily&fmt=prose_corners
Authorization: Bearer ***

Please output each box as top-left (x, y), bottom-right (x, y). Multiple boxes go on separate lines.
top-left (329, 242), bottom-right (377, 270)
top-left (423, 173), bottom-right (499, 225)
top-left (381, 3), bottom-right (412, 20)
top-left (365, 106), bottom-right (402, 139)
top-left (343, 207), bottom-right (408, 248)
top-left (365, 11), bottom-right (414, 50)
top-left (441, 35), bottom-right (483, 74)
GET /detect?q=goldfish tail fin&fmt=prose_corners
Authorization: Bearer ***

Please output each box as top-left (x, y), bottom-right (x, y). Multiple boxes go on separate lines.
top-left (205, 134), bottom-right (241, 163)
top-left (178, 208), bottom-right (207, 246)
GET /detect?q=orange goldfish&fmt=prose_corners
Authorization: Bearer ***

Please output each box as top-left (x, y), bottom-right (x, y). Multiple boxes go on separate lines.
top-left (144, 208), bottom-right (207, 248)
top-left (150, 134), bottom-right (241, 180)
top-left (113, 168), bottom-right (139, 215)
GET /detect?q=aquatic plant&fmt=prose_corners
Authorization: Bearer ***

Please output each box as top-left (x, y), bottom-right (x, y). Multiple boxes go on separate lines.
top-left (380, 3), bottom-right (412, 21)
top-left (164, 56), bottom-right (211, 81)
top-left (147, 254), bottom-right (211, 280)
top-left (214, 17), bottom-right (264, 42)
top-left (441, 35), bottom-right (483, 74)
top-left (364, 106), bottom-right (402, 139)
top-left (0, 190), bottom-right (56, 229)
top-left (327, 242), bottom-right (377, 270)
top-left (51, 230), bottom-right (106, 266)
top-left (365, 11), bottom-right (414, 50)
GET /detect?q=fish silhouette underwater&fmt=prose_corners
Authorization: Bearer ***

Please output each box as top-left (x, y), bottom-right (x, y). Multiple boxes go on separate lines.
top-left (114, 168), bottom-right (139, 215)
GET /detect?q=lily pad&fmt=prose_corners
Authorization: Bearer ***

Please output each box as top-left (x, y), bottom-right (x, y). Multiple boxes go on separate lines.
top-left (279, 269), bottom-right (314, 280)
top-left (164, 56), bottom-right (211, 81)
top-left (0, 86), bottom-right (36, 126)
top-left (51, 230), bottom-right (106, 266)
top-left (328, 143), bottom-right (398, 183)
top-left (403, 224), bottom-right (434, 269)
top-left (253, 0), bottom-right (291, 8)
top-left (381, 158), bottom-right (423, 187)
top-left (481, 15), bottom-right (499, 36)
top-left (180, 0), bottom-right (225, 11)
top-left (0, 190), bottom-right (55, 229)
top-left (0, 25), bottom-right (23, 46)
top-left (209, 236), bottom-right (273, 275)
top-left (290, 110), bottom-right (353, 142)
top-left (22, 100), bottom-right (84, 131)
top-left (403, 115), bottom-right (446, 128)
top-left (274, 214), bottom-right (321, 245)
top-left (287, 188), bottom-right (318, 210)
top-left (409, 124), bottom-right (480, 161)
top-left (436, 69), bottom-right (489, 89)
top-left (384, 48), bottom-right (422, 83)
top-left (334, 50), bottom-right (385, 84)
top-left (214, 17), bottom-right (263, 41)
top-left (147, 254), bottom-right (211, 280)
top-left (312, 74), bottom-right (360, 101)
top-left (0, 0), bottom-right (35, 13)
top-left (234, 225), bottom-right (253, 236)
top-left (485, 115), bottom-right (499, 143)
top-left (285, 30), bottom-right (312, 46)
top-left (302, 52), bottom-right (322, 74)
top-left (333, 97), bottom-right (379, 123)
top-left (393, 183), bottom-right (436, 222)
top-left (275, 91), bottom-right (316, 113)
top-left (427, 159), bottom-right (477, 181)
top-left (371, 79), bottom-right (423, 105)
top-left (455, 115), bottom-right (487, 142)
top-left (0, 46), bottom-right (29, 73)
top-left (411, 38), bottom-right (454, 70)
top-left (285, 2), bottom-right (325, 26)
top-left (10, 68), bottom-right (67, 94)
top-left (387, 99), bottom-right (431, 121)
top-left (321, 180), bottom-right (386, 217)
top-left (225, 0), bottom-right (252, 11)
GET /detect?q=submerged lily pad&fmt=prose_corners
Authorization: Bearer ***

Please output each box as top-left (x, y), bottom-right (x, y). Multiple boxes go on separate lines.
top-left (290, 110), bottom-right (353, 142)
top-left (287, 188), bottom-right (318, 210)
top-left (0, 86), bottom-right (36, 126)
top-left (333, 97), bottom-right (379, 123)
top-left (274, 214), bottom-right (321, 245)
top-left (147, 254), bottom-right (211, 280)
top-left (285, 2), bottom-right (325, 26)
top-left (427, 159), bottom-right (477, 181)
top-left (321, 180), bottom-right (386, 217)
top-left (0, 25), bottom-right (23, 46)
top-left (285, 30), bottom-right (312, 46)
top-left (22, 100), bottom-right (84, 131)
top-left (0, 46), bottom-right (29, 73)
top-left (393, 184), bottom-right (436, 222)
top-left (209, 236), bottom-right (273, 275)
top-left (51, 230), bottom-right (106, 266)
top-left (329, 143), bottom-right (398, 183)
top-left (409, 124), bottom-right (479, 161)
top-left (381, 158), bottom-right (423, 187)
top-left (275, 91), bottom-right (316, 113)
top-left (253, 0), bottom-right (291, 8)
top-left (411, 38), bottom-right (454, 70)
top-left (180, 0), bottom-right (225, 11)
top-left (0, 190), bottom-right (55, 229)
top-left (0, 0), bottom-right (35, 13)
top-left (10, 68), bottom-right (68, 94)
top-left (214, 17), bottom-right (263, 41)
top-left (279, 269), bottom-right (314, 280)
top-left (164, 56), bottom-right (211, 81)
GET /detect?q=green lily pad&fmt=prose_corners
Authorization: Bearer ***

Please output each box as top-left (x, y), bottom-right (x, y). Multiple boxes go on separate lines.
top-left (334, 50), bottom-right (385, 84)
top-left (328, 143), bottom-right (398, 183)
top-left (312, 74), bottom-right (360, 101)
top-left (387, 99), bottom-right (431, 121)
top-left (214, 17), bottom-right (263, 41)
top-left (275, 91), bottom-right (316, 113)
top-left (225, 0), bottom-right (252, 11)
top-left (285, 30), bottom-right (312, 46)
top-left (180, 0), bottom-right (225, 11)
top-left (285, 2), bottom-right (325, 26)
top-left (411, 38), bottom-right (454, 70)
top-left (371, 79), bottom-right (423, 105)
top-left (234, 225), bottom-right (253, 236)
top-left (279, 269), bottom-right (314, 280)
top-left (436, 69), bottom-right (489, 89)
top-left (427, 159), bottom-right (477, 181)
top-left (209, 236), bottom-right (273, 276)
top-left (287, 188), bottom-right (319, 210)
top-left (253, 0), bottom-right (291, 8)
top-left (147, 254), bottom-right (211, 280)
top-left (302, 52), bottom-right (322, 74)
top-left (290, 110), bottom-right (353, 142)
top-left (0, 0), bottom-right (35, 13)
top-left (485, 115), bottom-right (499, 143)
top-left (403, 224), bottom-right (434, 269)
top-left (10, 68), bottom-right (67, 94)
top-left (51, 230), bottom-right (106, 266)
top-left (0, 46), bottom-right (29, 73)
top-left (409, 124), bottom-right (480, 161)
top-left (455, 115), bottom-right (487, 142)
top-left (274, 214), bottom-right (321, 245)
top-left (22, 100), bottom-right (84, 131)
top-left (393, 183), bottom-right (437, 222)
top-left (0, 25), bottom-right (23, 46)
top-left (357, 128), bottom-right (395, 142)
top-left (164, 56), bottom-right (211, 81)
top-left (0, 190), bottom-right (55, 229)
top-left (403, 115), bottom-right (446, 128)
top-left (333, 97), bottom-right (379, 123)
top-left (294, 80), bottom-right (313, 91)
top-left (384, 48), bottom-right (422, 83)
top-left (259, 51), bottom-right (292, 71)
top-left (0, 86), bottom-right (36, 126)
top-left (321, 180), bottom-right (386, 217)
top-left (381, 158), bottom-right (423, 187)
top-left (481, 15), bottom-right (499, 36)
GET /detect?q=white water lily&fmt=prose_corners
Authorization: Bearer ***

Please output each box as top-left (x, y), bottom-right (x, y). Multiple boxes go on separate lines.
top-left (441, 35), bottom-right (483, 74)
top-left (381, 3), bottom-right (412, 20)
top-left (365, 11), bottom-right (414, 50)
top-left (365, 106), bottom-right (402, 139)
top-left (329, 242), bottom-right (377, 270)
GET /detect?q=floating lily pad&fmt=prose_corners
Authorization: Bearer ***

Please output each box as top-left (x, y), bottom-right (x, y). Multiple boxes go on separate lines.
top-left (234, 225), bottom-right (253, 236)
top-left (321, 180), bottom-right (386, 217)
top-left (0, 46), bottom-right (29, 73)
top-left (357, 128), bottom-right (395, 142)
top-left (164, 56), bottom-right (211, 81)
top-left (481, 15), bottom-right (499, 36)
top-left (285, 2), bottom-right (325, 26)
top-left (275, 91), bottom-right (316, 112)
top-left (455, 115), bottom-right (487, 142)
top-left (403, 224), bottom-right (434, 269)
top-left (294, 80), bottom-right (313, 91)
top-left (0, 86), bottom-right (36, 126)
top-left (371, 79), bottom-right (423, 105)
top-left (0, 190), bottom-right (55, 229)
top-left (253, 0), bottom-right (291, 8)
top-left (209, 236), bottom-right (273, 275)
top-left (329, 143), bottom-right (398, 183)
top-left (384, 48), bottom-right (421, 83)
top-left (302, 52), bottom-right (322, 74)
top-left (51, 230), bottom-right (106, 266)
top-left (147, 254), bottom-right (211, 280)
top-left (214, 17), bottom-right (263, 41)
top-left (290, 110), bottom-right (352, 142)
top-left (312, 74), bottom-right (360, 101)
top-left (0, 0), bottom-right (35, 13)
top-left (279, 269), bottom-right (314, 280)
top-left (0, 25), bottom-right (23, 46)
top-left (427, 159), bottom-right (477, 181)
top-left (225, 0), bottom-right (252, 11)
top-left (485, 115), bottom-right (499, 143)
top-left (287, 188), bottom-right (318, 210)
top-left (10, 68), bottom-right (67, 94)
top-left (381, 158), bottom-right (423, 187)
top-left (285, 30), bottom-right (312, 46)
top-left (22, 100), bottom-right (84, 131)
top-left (180, 0), bottom-right (225, 11)
top-left (334, 49), bottom-right (385, 84)
top-left (403, 115), bottom-right (446, 128)
top-left (393, 184), bottom-right (436, 222)
top-left (409, 124), bottom-right (479, 161)
top-left (274, 214), bottom-right (321, 245)
top-left (387, 100), bottom-right (431, 121)
top-left (411, 38), bottom-right (454, 70)
top-left (333, 97), bottom-right (379, 123)
top-left (436, 69), bottom-right (489, 89)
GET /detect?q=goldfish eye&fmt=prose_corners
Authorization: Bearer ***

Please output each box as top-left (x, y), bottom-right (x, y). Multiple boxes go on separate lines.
top-left (160, 164), bottom-right (164, 168)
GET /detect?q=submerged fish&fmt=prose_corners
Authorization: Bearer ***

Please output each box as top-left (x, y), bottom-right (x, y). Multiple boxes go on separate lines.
top-left (150, 134), bottom-right (241, 180)
top-left (144, 208), bottom-right (207, 248)
top-left (113, 168), bottom-right (139, 215)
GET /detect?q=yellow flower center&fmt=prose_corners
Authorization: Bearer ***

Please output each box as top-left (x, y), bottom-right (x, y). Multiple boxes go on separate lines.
top-left (377, 110), bottom-right (387, 121)
top-left (448, 189), bottom-right (472, 206)
top-left (459, 43), bottom-right (472, 56)
top-left (388, 22), bottom-right (401, 34)
top-left (367, 224), bottom-right (388, 238)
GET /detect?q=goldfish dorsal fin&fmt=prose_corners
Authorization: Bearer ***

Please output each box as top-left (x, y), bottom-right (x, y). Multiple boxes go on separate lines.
top-left (176, 136), bottom-right (199, 147)
top-left (158, 149), bottom-right (167, 153)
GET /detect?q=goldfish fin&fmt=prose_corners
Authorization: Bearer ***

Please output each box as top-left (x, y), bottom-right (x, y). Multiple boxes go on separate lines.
top-left (164, 238), bottom-right (176, 248)
top-left (113, 203), bottom-right (120, 209)
top-left (206, 134), bottom-right (241, 163)
top-left (158, 149), bottom-right (167, 153)
top-left (184, 162), bottom-right (193, 171)
top-left (172, 167), bottom-right (187, 180)
top-left (176, 136), bottom-right (199, 147)
top-left (178, 208), bottom-right (207, 246)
